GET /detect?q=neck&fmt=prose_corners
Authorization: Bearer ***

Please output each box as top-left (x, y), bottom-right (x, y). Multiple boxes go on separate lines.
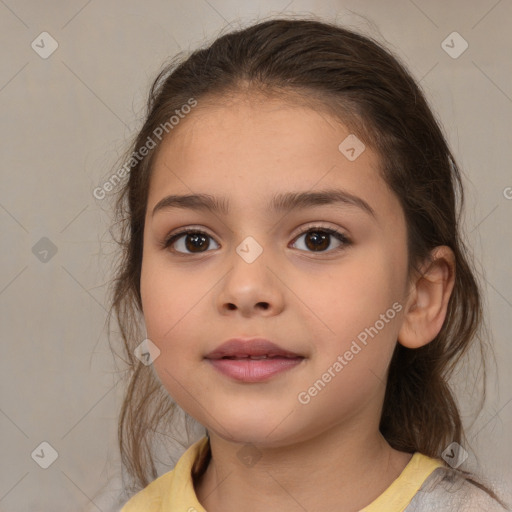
top-left (195, 423), bottom-right (412, 512)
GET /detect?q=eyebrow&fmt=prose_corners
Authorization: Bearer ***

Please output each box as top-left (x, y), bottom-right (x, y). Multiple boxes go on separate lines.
top-left (151, 189), bottom-right (377, 219)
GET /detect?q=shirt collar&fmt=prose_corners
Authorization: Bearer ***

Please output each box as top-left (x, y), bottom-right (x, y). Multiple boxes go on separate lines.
top-left (161, 437), bottom-right (443, 512)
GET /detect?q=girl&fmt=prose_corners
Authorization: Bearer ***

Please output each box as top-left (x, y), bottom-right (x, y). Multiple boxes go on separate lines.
top-left (108, 16), bottom-right (510, 511)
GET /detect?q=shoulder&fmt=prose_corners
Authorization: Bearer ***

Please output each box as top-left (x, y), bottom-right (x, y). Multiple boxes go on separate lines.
top-left (405, 466), bottom-right (511, 512)
top-left (120, 470), bottom-right (175, 512)
top-left (119, 436), bottom-right (209, 512)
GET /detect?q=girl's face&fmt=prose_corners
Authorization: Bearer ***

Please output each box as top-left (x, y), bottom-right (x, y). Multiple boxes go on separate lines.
top-left (140, 94), bottom-right (411, 446)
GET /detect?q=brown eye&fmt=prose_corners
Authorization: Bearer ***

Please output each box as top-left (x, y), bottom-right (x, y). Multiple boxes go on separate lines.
top-left (163, 226), bottom-right (350, 256)
top-left (164, 230), bottom-right (219, 254)
top-left (291, 227), bottom-right (350, 253)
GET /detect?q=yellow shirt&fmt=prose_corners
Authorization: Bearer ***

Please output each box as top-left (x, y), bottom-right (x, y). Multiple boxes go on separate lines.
top-left (120, 437), bottom-right (444, 512)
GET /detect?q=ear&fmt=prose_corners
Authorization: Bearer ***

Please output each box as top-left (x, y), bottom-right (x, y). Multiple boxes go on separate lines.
top-left (397, 246), bottom-right (456, 349)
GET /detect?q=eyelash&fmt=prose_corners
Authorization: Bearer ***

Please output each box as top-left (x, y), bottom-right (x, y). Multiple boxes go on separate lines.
top-left (162, 225), bottom-right (351, 255)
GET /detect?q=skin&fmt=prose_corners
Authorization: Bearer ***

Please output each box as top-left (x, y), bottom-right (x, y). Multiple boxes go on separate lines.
top-left (140, 92), bottom-right (455, 512)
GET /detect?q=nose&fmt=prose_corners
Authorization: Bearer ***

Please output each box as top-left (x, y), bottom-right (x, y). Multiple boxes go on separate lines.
top-left (215, 252), bottom-right (285, 318)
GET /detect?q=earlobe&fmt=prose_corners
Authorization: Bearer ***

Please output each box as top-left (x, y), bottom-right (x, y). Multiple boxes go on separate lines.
top-left (397, 246), bottom-right (456, 349)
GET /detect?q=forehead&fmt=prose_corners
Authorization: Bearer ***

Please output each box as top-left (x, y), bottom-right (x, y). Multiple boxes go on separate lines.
top-left (147, 95), bottom-right (399, 222)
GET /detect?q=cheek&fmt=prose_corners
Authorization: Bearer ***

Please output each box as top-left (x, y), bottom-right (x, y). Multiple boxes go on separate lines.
top-left (298, 250), bottom-right (404, 339)
top-left (140, 257), bottom-right (204, 405)
top-left (292, 247), bottom-right (406, 396)
top-left (140, 254), bottom-right (198, 360)
top-left (141, 251), bottom-right (198, 329)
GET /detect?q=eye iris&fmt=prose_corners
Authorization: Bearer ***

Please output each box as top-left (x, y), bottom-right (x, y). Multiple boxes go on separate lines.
top-left (185, 232), bottom-right (209, 252)
top-left (305, 231), bottom-right (330, 251)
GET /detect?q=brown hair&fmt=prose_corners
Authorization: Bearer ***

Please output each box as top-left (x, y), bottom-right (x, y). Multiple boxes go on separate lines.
top-left (105, 15), bottom-right (505, 504)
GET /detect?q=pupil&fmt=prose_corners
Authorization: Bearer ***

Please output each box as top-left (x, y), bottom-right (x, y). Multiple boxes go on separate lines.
top-left (306, 231), bottom-right (329, 251)
top-left (186, 233), bottom-right (208, 252)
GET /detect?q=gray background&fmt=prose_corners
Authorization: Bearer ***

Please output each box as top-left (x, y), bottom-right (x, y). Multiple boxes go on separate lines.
top-left (0, 0), bottom-right (511, 510)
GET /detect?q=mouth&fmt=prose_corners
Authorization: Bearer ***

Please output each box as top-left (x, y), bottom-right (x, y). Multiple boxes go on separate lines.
top-left (218, 354), bottom-right (300, 359)
top-left (205, 338), bottom-right (305, 382)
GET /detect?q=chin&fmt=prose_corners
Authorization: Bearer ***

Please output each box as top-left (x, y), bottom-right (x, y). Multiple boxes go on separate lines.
top-left (204, 410), bottom-right (311, 449)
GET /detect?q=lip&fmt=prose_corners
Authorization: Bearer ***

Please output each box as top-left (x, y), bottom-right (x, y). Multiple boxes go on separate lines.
top-left (205, 337), bottom-right (305, 383)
